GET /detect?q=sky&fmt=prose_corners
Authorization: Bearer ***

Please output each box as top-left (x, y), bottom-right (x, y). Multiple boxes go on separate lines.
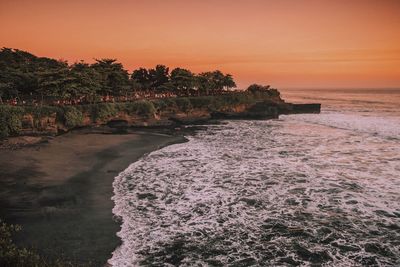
top-left (1, 0), bottom-right (399, 89)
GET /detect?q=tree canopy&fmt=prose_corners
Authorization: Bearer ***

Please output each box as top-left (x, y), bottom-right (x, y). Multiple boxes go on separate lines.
top-left (0, 47), bottom-right (238, 105)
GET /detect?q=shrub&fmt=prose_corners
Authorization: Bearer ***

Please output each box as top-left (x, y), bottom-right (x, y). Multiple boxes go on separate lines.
top-left (151, 98), bottom-right (176, 112)
top-left (246, 84), bottom-right (270, 93)
top-left (90, 103), bottom-right (117, 122)
top-left (0, 220), bottom-right (41, 266)
top-left (269, 88), bottom-right (280, 97)
top-left (0, 220), bottom-right (76, 267)
top-left (188, 96), bottom-right (213, 109)
top-left (62, 107), bottom-right (84, 128)
top-left (134, 100), bottom-right (156, 117)
top-left (175, 97), bottom-right (192, 112)
top-left (119, 101), bottom-right (156, 117)
top-left (0, 106), bottom-right (23, 138)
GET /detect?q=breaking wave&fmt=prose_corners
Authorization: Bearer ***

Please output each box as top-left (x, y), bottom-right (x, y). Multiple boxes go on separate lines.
top-left (110, 116), bottom-right (400, 266)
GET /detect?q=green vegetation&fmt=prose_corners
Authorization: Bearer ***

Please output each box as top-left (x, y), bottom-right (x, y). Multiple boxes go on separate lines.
top-left (0, 106), bottom-right (23, 138)
top-left (117, 100), bottom-right (156, 117)
top-left (0, 220), bottom-right (76, 267)
top-left (0, 220), bottom-right (40, 267)
top-left (0, 90), bottom-right (278, 138)
top-left (87, 103), bottom-right (118, 122)
top-left (246, 84), bottom-right (280, 98)
top-left (174, 97), bottom-right (192, 113)
top-left (151, 91), bottom-right (275, 114)
top-left (0, 48), bottom-right (238, 104)
top-left (0, 48), bottom-right (281, 139)
top-left (63, 107), bottom-right (84, 128)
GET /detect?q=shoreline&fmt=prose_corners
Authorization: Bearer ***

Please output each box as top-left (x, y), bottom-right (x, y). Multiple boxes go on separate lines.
top-left (0, 128), bottom-right (187, 265)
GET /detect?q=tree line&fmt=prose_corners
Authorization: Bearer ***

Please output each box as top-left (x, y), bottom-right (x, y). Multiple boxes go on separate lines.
top-left (0, 48), bottom-right (237, 105)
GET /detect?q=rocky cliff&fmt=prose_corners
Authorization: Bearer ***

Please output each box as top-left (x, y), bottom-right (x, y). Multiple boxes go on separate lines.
top-left (0, 92), bottom-right (321, 139)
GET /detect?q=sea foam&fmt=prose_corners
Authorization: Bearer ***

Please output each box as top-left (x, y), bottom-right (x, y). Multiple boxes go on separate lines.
top-left (110, 117), bottom-right (400, 266)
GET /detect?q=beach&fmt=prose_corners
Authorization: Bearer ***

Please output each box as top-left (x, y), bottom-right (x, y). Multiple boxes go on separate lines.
top-left (0, 128), bottom-right (186, 265)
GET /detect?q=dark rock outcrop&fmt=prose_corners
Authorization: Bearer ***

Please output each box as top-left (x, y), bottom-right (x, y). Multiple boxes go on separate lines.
top-left (1, 96), bottom-right (321, 140)
top-left (169, 115), bottom-right (212, 125)
top-left (106, 120), bottom-right (129, 129)
top-left (279, 103), bottom-right (321, 114)
top-left (211, 101), bottom-right (280, 120)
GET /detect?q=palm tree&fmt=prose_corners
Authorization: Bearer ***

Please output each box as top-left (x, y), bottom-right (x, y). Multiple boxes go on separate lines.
top-left (223, 74), bottom-right (236, 91)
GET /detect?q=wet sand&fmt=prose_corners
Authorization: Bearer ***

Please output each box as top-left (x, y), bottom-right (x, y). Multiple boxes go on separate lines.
top-left (0, 129), bottom-right (186, 266)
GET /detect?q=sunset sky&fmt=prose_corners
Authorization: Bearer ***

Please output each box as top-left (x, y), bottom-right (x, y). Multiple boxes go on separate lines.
top-left (1, 0), bottom-right (399, 89)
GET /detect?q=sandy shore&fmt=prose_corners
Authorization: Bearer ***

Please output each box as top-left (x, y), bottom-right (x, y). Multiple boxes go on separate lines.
top-left (0, 129), bottom-right (186, 266)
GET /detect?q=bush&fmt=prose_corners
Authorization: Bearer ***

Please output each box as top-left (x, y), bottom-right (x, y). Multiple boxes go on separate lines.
top-left (269, 88), bottom-right (280, 97)
top-left (175, 97), bottom-right (192, 112)
top-left (0, 106), bottom-right (23, 138)
top-left (134, 100), bottom-right (156, 117)
top-left (89, 103), bottom-right (117, 122)
top-left (0, 220), bottom-right (77, 267)
top-left (0, 220), bottom-right (42, 267)
top-left (246, 84), bottom-right (270, 93)
top-left (151, 98), bottom-right (176, 112)
top-left (62, 107), bottom-right (84, 128)
top-left (188, 96), bottom-right (213, 109)
top-left (117, 101), bottom-right (156, 118)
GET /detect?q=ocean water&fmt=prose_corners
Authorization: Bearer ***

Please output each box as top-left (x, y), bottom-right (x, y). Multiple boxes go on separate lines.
top-left (110, 89), bottom-right (400, 266)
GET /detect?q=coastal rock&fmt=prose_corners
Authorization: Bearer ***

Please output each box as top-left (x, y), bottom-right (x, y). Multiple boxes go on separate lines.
top-left (1, 95), bottom-right (321, 139)
top-left (21, 114), bottom-right (34, 128)
top-left (107, 119), bottom-right (129, 129)
top-left (169, 115), bottom-right (212, 125)
top-left (211, 101), bottom-right (280, 120)
top-left (279, 103), bottom-right (321, 114)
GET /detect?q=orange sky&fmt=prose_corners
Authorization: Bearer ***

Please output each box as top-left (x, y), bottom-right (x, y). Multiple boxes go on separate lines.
top-left (1, 0), bottom-right (399, 88)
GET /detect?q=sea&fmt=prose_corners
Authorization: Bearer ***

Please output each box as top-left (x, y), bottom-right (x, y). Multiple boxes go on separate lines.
top-left (110, 89), bottom-right (400, 266)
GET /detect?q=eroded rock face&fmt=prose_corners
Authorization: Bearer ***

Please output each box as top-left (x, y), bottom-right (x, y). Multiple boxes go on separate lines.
top-left (21, 114), bottom-right (34, 128)
top-left (211, 101), bottom-right (280, 120)
top-left (19, 113), bottom-right (58, 136)
top-left (11, 99), bottom-right (320, 137)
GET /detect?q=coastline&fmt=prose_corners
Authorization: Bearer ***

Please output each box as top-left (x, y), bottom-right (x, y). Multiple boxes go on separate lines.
top-left (0, 128), bottom-right (187, 266)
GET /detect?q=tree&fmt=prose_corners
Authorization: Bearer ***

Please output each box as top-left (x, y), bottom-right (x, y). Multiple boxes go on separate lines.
top-left (91, 59), bottom-right (130, 97)
top-left (0, 47), bottom-right (242, 104)
top-left (196, 70), bottom-right (236, 95)
top-left (148, 65), bottom-right (169, 92)
top-left (223, 73), bottom-right (236, 91)
top-left (36, 61), bottom-right (70, 103)
top-left (0, 47), bottom-right (66, 103)
top-left (210, 70), bottom-right (226, 94)
top-left (67, 62), bottom-right (101, 103)
top-left (246, 84), bottom-right (270, 94)
top-left (170, 68), bottom-right (195, 96)
top-left (131, 68), bottom-right (150, 91)
top-left (196, 72), bottom-right (213, 96)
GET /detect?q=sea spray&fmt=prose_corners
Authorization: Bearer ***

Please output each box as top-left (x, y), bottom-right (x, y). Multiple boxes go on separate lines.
top-left (110, 118), bottom-right (400, 266)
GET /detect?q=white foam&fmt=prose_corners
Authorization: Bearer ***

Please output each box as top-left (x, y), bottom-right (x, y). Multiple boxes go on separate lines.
top-left (109, 118), bottom-right (400, 266)
top-left (283, 112), bottom-right (400, 140)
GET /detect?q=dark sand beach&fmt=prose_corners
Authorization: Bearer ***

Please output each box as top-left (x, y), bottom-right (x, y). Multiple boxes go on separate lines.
top-left (0, 129), bottom-right (186, 266)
